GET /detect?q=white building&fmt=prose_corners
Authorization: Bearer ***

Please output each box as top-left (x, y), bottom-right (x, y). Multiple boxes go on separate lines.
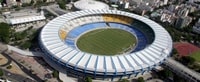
top-left (193, 19), bottom-right (200, 34)
top-left (164, 0), bottom-right (168, 5)
top-left (124, 1), bottom-right (129, 9)
top-left (193, 25), bottom-right (200, 34)
top-left (21, 0), bottom-right (31, 3)
top-left (4, 0), bottom-right (55, 7)
top-left (73, 0), bottom-right (109, 10)
top-left (4, 10), bottom-right (46, 25)
top-left (160, 13), bottom-right (173, 23)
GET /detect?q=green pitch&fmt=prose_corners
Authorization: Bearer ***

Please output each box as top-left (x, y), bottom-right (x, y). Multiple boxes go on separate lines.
top-left (76, 28), bottom-right (137, 55)
top-left (190, 51), bottom-right (200, 62)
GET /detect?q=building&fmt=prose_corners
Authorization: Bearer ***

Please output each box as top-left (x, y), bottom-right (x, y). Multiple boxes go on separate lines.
top-left (2, 9), bottom-right (46, 31)
top-left (175, 17), bottom-right (192, 28)
top-left (39, 10), bottom-right (172, 81)
top-left (20, 0), bottom-right (55, 3)
top-left (20, 0), bottom-right (31, 3)
top-left (6, 0), bottom-right (17, 7)
top-left (160, 13), bottom-right (173, 23)
top-left (3, 0), bottom-right (55, 7)
top-left (189, 0), bottom-right (194, 3)
top-left (193, 24), bottom-right (200, 34)
top-left (193, 19), bottom-right (200, 34)
top-left (134, 4), bottom-right (154, 15)
top-left (73, 0), bottom-right (109, 10)
top-left (164, 0), bottom-right (168, 5)
top-left (5, 10), bottom-right (45, 25)
top-left (177, 8), bottom-right (189, 17)
top-left (124, 0), bottom-right (130, 9)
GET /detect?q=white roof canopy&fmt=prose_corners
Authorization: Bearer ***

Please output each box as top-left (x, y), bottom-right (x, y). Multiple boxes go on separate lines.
top-left (74, 0), bottom-right (109, 10)
top-left (7, 15), bottom-right (46, 25)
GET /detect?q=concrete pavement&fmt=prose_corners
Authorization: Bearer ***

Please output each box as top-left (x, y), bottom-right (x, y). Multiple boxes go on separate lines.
top-left (7, 45), bottom-right (42, 57)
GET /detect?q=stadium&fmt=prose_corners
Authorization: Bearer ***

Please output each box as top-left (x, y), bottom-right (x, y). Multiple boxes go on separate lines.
top-left (39, 10), bottom-right (173, 80)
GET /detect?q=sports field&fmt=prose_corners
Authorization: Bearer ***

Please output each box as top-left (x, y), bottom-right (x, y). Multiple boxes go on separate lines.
top-left (76, 29), bottom-right (137, 55)
top-left (190, 51), bottom-right (200, 62)
top-left (174, 42), bottom-right (200, 56)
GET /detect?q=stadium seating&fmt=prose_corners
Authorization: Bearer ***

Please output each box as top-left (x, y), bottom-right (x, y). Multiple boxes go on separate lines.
top-left (65, 39), bottom-right (76, 48)
top-left (102, 14), bottom-right (133, 25)
top-left (59, 29), bottom-right (67, 40)
top-left (60, 15), bottom-right (149, 51)
top-left (131, 20), bottom-right (155, 44)
top-left (65, 22), bottom-right (108, 48)
top-left (67, 23), bottom-right (107, 39)
top-left (102, 14), bottom-right (114, 22)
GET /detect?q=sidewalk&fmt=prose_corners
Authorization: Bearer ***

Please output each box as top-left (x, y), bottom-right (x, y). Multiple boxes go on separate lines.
top-left (7, 45), bottom-right (42, 57)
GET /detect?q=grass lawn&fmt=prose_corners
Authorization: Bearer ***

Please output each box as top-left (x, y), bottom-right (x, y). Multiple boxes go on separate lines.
top-left (76, 28), bottom-right (137, 55)
top-left (190, 50), bottom-right (200, 62)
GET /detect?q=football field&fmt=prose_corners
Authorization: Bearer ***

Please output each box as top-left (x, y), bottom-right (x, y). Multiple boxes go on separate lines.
top-left (76, 29), bottom-right (137, 55)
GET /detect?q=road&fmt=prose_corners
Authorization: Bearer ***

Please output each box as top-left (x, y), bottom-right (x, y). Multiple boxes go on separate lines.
top-left (2, 52), bottom-right (43, 82)
top-left (0, 54), bottom-right (11, 67)
top-left (42, 6), bottom-right (60, 17)
top-left (1, 68), bottom-right (35, 82)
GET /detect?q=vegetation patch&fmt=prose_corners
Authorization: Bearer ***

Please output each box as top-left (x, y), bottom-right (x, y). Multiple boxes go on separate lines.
top-left (190, 51), bottom-right (200, 62)
top-left (0, 23), bottom-right (10, 43)
top-left (6, 65), bottom-right (12, 69)
top-left (0, 69), bottom-right (3, 76)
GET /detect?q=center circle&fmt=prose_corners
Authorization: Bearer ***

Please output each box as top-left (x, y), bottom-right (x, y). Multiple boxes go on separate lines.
top-left (76, 28), bottom-right (137, 55)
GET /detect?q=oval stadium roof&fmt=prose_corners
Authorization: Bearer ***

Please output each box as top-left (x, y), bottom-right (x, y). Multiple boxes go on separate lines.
top-left (40, 10), bottom-right (173, 74)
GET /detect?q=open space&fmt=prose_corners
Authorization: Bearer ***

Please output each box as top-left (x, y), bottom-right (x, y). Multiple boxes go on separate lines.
top-left (76, 28), bottom-right (137, 55)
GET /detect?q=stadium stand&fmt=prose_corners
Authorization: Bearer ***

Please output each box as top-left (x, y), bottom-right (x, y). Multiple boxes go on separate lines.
top-left (103, 14), bottom-right (133, 25)
top-left (59, 29), bottom-right (67, 40)
top-left (131, 20), bottom-right (154, 44)
top-left (66, 23), bottom-right (107, 39)
top-left (65, 22), bottom-right (108, 48)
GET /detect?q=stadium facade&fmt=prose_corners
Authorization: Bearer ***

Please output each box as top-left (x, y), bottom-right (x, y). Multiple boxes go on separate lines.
top-left (39, 10), bottom-right (173, 81)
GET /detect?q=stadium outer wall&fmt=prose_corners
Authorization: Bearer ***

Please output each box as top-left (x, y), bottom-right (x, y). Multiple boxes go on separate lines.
top-left (39, 10), bottom-right (173, 81)
top-left (39, 41), bottom-right (165, 80)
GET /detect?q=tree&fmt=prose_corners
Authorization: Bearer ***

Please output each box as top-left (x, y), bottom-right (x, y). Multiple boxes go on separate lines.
top-left (30, 0), bottom-right (34, 5)
top-left (43, 0), bottom-right (47, 3)
top-left (52, 70), bottom-right (59, 78)
top-left (137, 77), bottom-right (144, 82)
top-left (0, 0), bottom-right (3, 3)
top-left (172, 48), bottom-right (178, 55)
top-left (0, 69), bottom-right (3, 76)
top-left (57, 0), bottom-right (66, 10)
top-left (180, 56), bottom-right (195, 66)
top-left (21, 41), bottom-right (32, 49)
top-left (0, 22), bottom-right (10, 43)
top-left (85, 76), bottom-right (92, 82)
top-left (164, 69), bottom-right (173, 78)
top-left (6, 65), bottom-right (12, 69)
